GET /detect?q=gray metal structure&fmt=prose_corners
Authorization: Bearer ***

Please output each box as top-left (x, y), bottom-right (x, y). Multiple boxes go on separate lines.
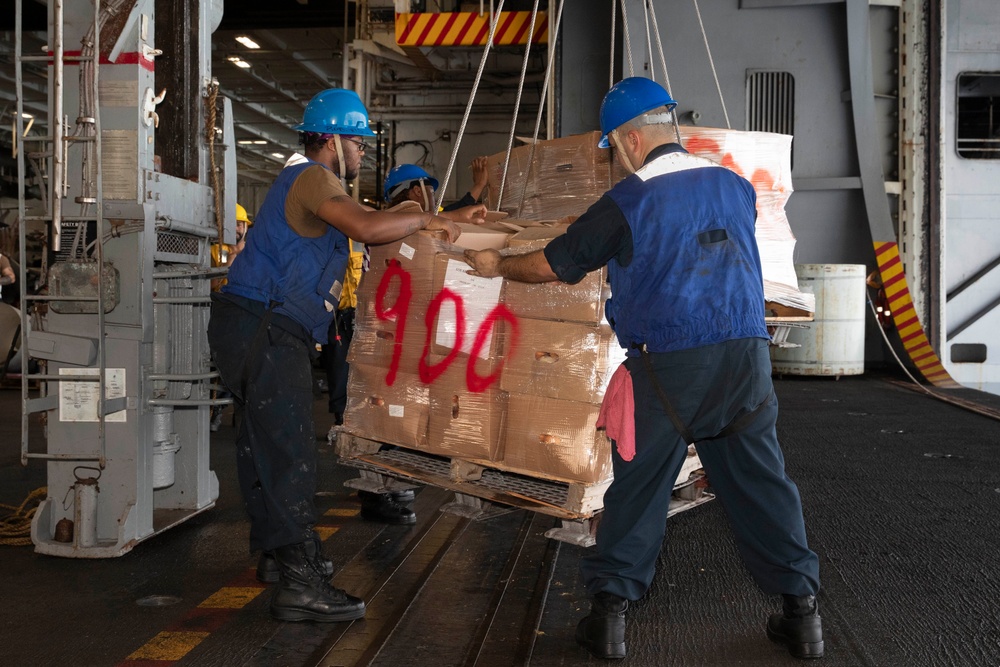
top-left (15, 0), bottom-right (234, 556)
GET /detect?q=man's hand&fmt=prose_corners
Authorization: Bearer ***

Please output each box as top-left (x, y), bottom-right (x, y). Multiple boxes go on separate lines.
top-left (472, 156), bottom-right (489, 189)
top-left (463, 249), bottom-right (502, 278)
top-left (441, 203), bottom-right (487, 225)
top-left (425, 215), bottom-right (461, 243)
top-left (0, 276), bottom-right (12, 286)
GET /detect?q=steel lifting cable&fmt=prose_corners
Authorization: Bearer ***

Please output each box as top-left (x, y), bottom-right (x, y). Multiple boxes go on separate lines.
top-left (514, 0), bottom-right (566, 219)
top-left (434, 0), bottom-right (507, 213)
top-left (496, 0), bottom-right (542, 212)
top-left (609, 0), bottom-right (616, 88)
top-left (643, 1), bottom-right (683, 144)
top-left (618, 0), bottom-right (636, 78)
top-left (642, 0), bottom-right (655, 82)
top-left (644, 0), bottom-right (672, 97)
top-left (691, 0), bottom-right (730, 129)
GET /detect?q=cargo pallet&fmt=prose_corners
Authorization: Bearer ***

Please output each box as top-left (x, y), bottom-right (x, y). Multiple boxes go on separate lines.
top-left (334, 431), bottom-right (714, 546)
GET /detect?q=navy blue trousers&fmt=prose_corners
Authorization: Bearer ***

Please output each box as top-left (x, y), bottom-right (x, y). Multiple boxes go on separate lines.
top-left (580, 338), bottom-right (820, 601)
top-left (207, 294), bottom-right (319, 552)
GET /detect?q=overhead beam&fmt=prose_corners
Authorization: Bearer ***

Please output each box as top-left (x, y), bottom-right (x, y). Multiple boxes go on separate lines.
top-left (255, 30), bottom-right (343, 89)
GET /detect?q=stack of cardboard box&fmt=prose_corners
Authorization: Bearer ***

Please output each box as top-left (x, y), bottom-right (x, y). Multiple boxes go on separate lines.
top-left (344, 220), bottom-right (624, 486)
top-left (497, 226), bottom-right (625, 484)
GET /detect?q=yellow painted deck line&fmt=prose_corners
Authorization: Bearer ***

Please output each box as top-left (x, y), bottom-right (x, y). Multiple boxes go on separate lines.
top-left (126, 631), bottom-right (209, 661)
top-left (198, 586), bottom-right (266, 609)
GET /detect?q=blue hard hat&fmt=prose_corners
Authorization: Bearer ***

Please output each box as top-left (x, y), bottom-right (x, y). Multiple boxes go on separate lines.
top-left (292, 88), bottom-right (376, 137)
top-left (598, 77), bottom-right (677, 148)
top-left (383, 164), bottom-right (439, 200)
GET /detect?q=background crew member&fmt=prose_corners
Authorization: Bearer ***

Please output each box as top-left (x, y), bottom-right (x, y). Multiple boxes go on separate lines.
top-left (464, 77), bottom-right (823, 661)
top-left (207, 88), bottom-right (462, 624)
top-left (382, 157), bottom-right (490, 212)
top-left (209, 203), bottom-right (251, 432)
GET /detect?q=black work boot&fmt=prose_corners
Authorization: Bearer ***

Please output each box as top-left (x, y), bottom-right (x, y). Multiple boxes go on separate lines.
top-left (767, 594), bottom-right (824, 659)
top-left (257, 549), bottom-right (334, 584)
top-left (575, 591), bottom-right (628, 660)
top-left (269, 540), bottom-right (365, 622)
top-left (359, 490), bottom-right (416, 525)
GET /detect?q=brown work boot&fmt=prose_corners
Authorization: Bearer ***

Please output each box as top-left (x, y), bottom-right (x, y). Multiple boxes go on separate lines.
top-left (269, 540), bottom-right (365, 622)
top-left (766, 594), bottom-right (824, 659)
top-left (575, 591), bottom-right (628, 660)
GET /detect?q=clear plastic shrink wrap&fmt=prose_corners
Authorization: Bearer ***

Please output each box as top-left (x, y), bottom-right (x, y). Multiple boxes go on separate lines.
top-left (485, 128), bottom-right (814, 312)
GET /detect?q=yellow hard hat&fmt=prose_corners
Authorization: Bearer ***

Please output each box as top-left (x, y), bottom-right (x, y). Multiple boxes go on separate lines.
top-left (236, 203), bottom-right (252, 225)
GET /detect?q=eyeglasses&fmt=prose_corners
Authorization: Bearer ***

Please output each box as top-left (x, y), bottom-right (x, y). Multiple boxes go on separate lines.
top-left (341, 137), bottom-right (371, 153)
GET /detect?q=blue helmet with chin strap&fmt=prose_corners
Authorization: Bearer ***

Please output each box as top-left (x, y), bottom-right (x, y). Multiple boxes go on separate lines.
top-left (293, 88), bottom-right (376, 137)
top-left (598, 77), bottom-right (677, 148)
top-left (383, 164), bottom-right (439, 201)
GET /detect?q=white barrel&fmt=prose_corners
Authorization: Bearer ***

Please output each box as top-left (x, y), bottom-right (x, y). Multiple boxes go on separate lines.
top-left (770, 264), bottom-right (866, 377)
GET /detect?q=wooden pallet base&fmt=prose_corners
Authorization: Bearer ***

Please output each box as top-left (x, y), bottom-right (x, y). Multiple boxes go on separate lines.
top-left (335, 431), bottom-right (709, 523)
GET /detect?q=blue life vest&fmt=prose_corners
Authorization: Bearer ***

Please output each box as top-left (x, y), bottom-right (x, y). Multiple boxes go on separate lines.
top-left (224, 160), bottom-right (348, 343)
top-left (605, 150), bottom-right (769, 353)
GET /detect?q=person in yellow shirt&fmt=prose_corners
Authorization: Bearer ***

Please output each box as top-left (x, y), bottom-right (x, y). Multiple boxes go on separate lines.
top-left (210, 204), bottom-right (252, 292)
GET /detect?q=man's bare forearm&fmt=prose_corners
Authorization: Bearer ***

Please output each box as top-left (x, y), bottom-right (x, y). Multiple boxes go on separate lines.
top-left (499, 250), bottom-right (558, 283)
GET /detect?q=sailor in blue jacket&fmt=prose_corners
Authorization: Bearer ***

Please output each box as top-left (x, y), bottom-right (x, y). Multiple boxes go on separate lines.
top-left (464, 78), bottom-right (823, 661)
top-left (208, 89), bottom-right (461, 624)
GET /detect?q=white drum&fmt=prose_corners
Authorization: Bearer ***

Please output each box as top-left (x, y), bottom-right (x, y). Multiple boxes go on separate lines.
top-left (770, 264), bottom-right (866, 377)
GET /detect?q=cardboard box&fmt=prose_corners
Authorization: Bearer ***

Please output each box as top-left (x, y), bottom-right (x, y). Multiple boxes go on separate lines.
top-left (500, 319), bottom-right (624, 404)
top-left (451, 222), bottom-right (511, 251)
top-left (486, 132), bottom-right (616, 220)
top-left (502, 267), bottom-right (608, 325)
top-left (342, 363), bottom-right (430, 450)
top-left (358, 230), bottom-right (449, 323)
top-left (346, 313), bottom-right (430, 376)
top-left (427, 354), bottom-right (507, 461)
top-left (429, 251), bottom-right (506, 360)
top-left (504, 223), bottom-right (573, 250)
top-left (501, 393), bottom-right (612, 484)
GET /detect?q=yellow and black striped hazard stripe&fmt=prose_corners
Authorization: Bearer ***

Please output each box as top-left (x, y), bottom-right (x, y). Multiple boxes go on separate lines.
top-left (874, 241), bottom-right (959, 388)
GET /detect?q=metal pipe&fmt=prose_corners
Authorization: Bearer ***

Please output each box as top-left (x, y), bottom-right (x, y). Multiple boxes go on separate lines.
top-left (148, 398), bottom-right (233, 406)
top-left (152, 296), bottom-right (214, 304)
top-left (52, 0), bottom-right (64, 252)
top-left (155, 216), bottom-right (219, 238)
top-left (147, 372), bottom-right (220, 381)
top-left (74, 479), bottom-right (99, 547)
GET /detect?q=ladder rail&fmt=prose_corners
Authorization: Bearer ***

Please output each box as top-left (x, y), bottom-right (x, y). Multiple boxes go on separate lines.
top-left (17, 0), bottom-right (112, 467)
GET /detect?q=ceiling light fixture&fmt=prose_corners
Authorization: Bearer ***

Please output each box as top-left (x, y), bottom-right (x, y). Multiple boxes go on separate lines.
top-left (271, 152), bottom-right (285, 159)
top-left (237, 140), bottom-right (254, 145)
top-left (235, 35), bottom-right (261, 49)
top-left (253, 140), bottom-right (268, 145)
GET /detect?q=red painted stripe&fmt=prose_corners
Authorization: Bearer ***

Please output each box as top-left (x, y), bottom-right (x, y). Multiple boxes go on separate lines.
top-left (894, 314), bottom-right (920, 331)
top-left (878, 254), bottom-right (901, 273)
top-left (887, 299), bottom-right (914, 316)
top-left (509, 13), bottom-right (532, 45)
top-left (533, 14), bottom-right (549, 42)
top-left (472, 17), bottom-right (491, 45)
top-left (399, 13), bottom-right (420, 43)
top-left (416, 14), bottom-right (438, 46)
top-left (882, 271), bottom-right (906, 290)
top-left (454, 12), bottom-right (478, 45)
top-left (54, 49), bottom-right (154, 72)
top-left (492, 11), bottom-right (517, 44)
top-left (909, 348), bottom-right (937, 363)
top-left (434, 12), bottom-right (460, 46)
top-left (900, 329), bottom-right (927, 344)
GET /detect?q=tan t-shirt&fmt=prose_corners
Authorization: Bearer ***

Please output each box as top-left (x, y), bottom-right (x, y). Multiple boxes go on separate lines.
top-left (284, 165), bottom-right (349, 238)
